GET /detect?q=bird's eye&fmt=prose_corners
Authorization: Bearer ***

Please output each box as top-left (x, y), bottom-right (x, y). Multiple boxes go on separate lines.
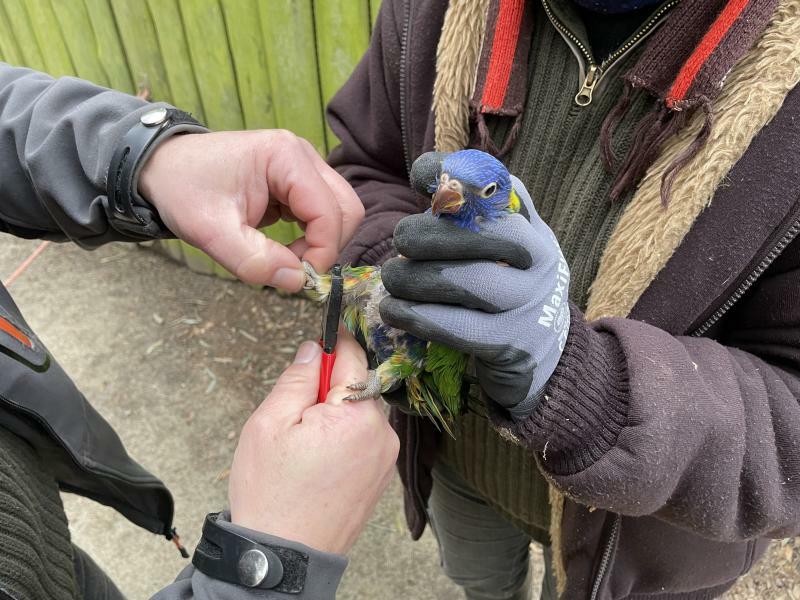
top-left (480, 183), bottom-right (498, 198)
top-left (440, 172), bottom-right (449, 184)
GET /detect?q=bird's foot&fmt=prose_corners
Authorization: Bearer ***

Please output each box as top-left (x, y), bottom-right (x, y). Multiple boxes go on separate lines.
top-left (343, 370), bottom-right (382, 402)
top-left (302, 261), bottom-right (320, 291)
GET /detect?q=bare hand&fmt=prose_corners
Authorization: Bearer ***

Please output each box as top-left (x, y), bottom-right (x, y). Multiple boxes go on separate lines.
top-left (228, 331), bottom-right (399, 554)
top-left (139, 130), bottom-right (364, 290)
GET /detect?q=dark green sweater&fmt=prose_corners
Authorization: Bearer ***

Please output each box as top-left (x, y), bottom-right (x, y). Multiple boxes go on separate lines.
top-left (0, 427), bottom-right (77, 599)
top-left (441, 0), bottom-right (658, 541)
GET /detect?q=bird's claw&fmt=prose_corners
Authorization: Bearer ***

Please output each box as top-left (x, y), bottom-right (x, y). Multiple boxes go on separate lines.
top-left (302, 261), bottom-right (319, 290)
top-left (343, 371), bottom-right (381, 402)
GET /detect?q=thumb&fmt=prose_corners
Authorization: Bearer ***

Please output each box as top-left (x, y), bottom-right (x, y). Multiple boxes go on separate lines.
top-left (256, 341), bottom-right (322, 425)
top-left (202, 222), bottom-right (305, 291)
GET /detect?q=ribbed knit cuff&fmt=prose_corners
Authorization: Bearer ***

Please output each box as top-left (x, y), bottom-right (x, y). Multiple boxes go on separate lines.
top-left (490, 305), bottom-right (630, 476)
top-left (361, 238), bottom-right (398, 266)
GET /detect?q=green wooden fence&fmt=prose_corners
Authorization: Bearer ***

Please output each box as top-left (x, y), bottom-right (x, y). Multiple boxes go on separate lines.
top-left (0, 0), bottom-right (378, 278)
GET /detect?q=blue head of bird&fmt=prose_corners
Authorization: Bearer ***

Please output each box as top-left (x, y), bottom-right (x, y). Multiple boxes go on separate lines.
top-left (428, 149), bottom-right (512, 232)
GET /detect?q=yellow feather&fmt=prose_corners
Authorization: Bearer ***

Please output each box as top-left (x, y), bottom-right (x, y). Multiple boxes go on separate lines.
top-left (508, 188), bottom-right (521, 214)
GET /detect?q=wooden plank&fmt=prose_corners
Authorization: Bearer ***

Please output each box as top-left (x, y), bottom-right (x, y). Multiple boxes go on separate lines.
top-left (258, 0), bottom-right (326, 154)
top-left (25, 0), bottom-right (76, 77)
top-left (158, 239), bottom-right (185, 263)
top-left (222, 0), bottom-right (304, 246)
top-left (178, 0), bottom-right (243, 131)
top-left (180, 244), bottom-right (218, 276)
top-left (109, 0), bottom-right (172, 101)
top-left (314, 0), bottom-right (371, 151)
top-left (3, 0), bottom-right (46, 72)
top-left (146, 0), bottom-right (205, 121)
top-left (50, 0), bottom-right (109, 86)
top-left (176, 0), bottom-right (246, 278)
top-left (264, 221), bottom-right (302, 247)
top-left (82, 0), bottom-right (134, 94)
top-left (370, 0), bottom-right (382, 27)
top-left (220, 0), bottom-right (277, 130)
top-left (0, 4), bottom-right (24, 65)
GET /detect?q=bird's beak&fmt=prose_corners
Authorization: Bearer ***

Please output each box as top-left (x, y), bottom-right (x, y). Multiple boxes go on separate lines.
top-left (432, 182), bottom-right (465, 215)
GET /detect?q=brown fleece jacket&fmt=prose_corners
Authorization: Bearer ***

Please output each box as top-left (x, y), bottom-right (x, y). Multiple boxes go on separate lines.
top-left (328, 0), bottom-right (800, 598)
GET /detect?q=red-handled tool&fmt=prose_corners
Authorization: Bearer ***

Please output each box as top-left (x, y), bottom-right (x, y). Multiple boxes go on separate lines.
top-left (317, 264), bottom-right (343, 403)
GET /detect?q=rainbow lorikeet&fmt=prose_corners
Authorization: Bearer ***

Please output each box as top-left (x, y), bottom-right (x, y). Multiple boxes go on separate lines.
top-left (303, 149), bottom-right (523, 434)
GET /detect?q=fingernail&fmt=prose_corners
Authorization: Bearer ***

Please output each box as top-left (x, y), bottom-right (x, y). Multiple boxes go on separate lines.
top-left (294, 341), bottom-right (320, 364)
top-left (273, 267), bottom-right (302, 291)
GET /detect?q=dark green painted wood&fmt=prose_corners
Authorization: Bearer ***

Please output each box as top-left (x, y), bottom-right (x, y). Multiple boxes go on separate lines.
top-left (220, 0), bottom-right (276, 130)
top-left (82, 0), bottom-right (134, 94)
top-left (0, 4), bottom-right (24, 66)
top-left (178, 0), bottom-right (243, 131)
top-left (258, 0), bottom-right (326, 154)
top-left (51, 0), bottom-right (109, 85)
top-left (222, 0), bottom-right (302, 250)
top-left (178, 0), bottom-right (245, 279)
top-left (370, 0), bottom-right (382, 24)
top-left (110, 0), bottom-right (172, 100)
top-left (146, 0), bottom-right (205, 121)
top-left (314, 0), bottom-right (371, 150)
top-left (3, 0), bottom-right (46, 71)
top-left (2, 0), bottom-right (371, 279)
top-left (26, 0), bottom-right (75, 76)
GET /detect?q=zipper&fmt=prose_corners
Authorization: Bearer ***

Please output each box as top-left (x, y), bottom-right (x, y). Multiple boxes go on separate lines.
top-left (0, 393), bottom-right (176, 540)
top-left (589, 513), bottom-right (621, 600)
top-left (575, 65), bottom-right (600, 107)
top-left (399, 0), bottom-right (413, 174)
top-left (691, 217), bottom-right (800, 336)
top-left (584, 220), bottom-right (800, 595)
top-left (411, 417), bottom-right (427, 510)
top-left (584, 220), bottom-right (800, 594)
top-left (540, 0), bottom-right (679, 106)
top-left (399, 0), bottom-right (429, 526)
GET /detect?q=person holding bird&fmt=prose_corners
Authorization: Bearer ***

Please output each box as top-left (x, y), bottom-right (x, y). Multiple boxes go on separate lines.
top-left (325, 0), bottom-right (800, 598)
top-left (303, 149), bottom-right (567, 432)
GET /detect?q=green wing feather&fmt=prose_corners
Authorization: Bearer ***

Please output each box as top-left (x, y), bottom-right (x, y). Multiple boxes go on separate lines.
top-left (402, 343), bottom-right (469, 437)
top-left (305, 264), bottom-right (470, 436)
top-left (424, 342), bottom-right (469, 419)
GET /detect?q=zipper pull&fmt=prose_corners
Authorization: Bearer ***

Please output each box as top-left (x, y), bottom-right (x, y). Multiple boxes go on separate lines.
top-left (575, 65), bottom-right (600, 106)
top-left (167, 527), bottom-right (190, 558)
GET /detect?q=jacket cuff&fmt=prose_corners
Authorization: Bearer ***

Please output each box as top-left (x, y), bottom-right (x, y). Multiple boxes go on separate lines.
top-left (344, 237), bottom-right (398, 266)
top-left (105, 104), bottom-right (208, 241)
top-left (490, 305), bottom-right (630, 476)
top-left (166, 512), bottom-right (348, 600)
top-left (218, 514), bottom-right (348, 599)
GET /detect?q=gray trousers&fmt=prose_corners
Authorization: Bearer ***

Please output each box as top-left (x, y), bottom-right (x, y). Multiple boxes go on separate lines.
top-left (72, 546), bottom-right (125, 600)
top-left (428, 462), bottom-right (557, 600)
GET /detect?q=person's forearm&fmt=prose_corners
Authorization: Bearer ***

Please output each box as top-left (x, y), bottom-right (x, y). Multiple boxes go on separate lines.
top-left (0, 63), bottom-right (202, 246)
top-left (152, 514), bottom-right (348, 600)
top-left (496, 304), bottom-right (800, 541)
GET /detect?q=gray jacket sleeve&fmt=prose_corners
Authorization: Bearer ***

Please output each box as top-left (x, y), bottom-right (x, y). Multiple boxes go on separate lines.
top-left (0, 63), bottom-right (188, 246)
top-left (152, 514), bottom-right (348, 600)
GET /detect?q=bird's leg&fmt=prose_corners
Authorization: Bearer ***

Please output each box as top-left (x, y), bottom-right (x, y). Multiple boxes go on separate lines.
top-left (344, 370), bottom-right (382, 402)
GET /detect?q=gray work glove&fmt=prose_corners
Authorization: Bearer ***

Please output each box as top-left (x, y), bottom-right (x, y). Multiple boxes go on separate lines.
top-left (380, 177), bottom-right (570, 420)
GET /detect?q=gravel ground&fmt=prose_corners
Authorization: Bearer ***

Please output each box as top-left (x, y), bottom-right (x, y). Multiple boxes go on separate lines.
top-left (0, 236), bottom-right (798, 599)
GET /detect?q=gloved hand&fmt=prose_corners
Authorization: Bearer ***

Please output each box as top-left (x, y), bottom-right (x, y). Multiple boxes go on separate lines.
top-left (380, 177), bottom-right (570, 420)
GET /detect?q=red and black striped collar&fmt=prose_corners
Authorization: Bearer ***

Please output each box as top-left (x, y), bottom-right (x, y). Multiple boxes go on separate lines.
top-left (469, 0), bottom-right (778, 196)
top-left (470, 0), bottom-right (777, 117)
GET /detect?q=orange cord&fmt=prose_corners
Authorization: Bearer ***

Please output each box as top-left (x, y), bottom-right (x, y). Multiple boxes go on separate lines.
top-left (169, 529), bottom-right (190, 558)
top-left (3, 241), bottom-right (50, 288)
